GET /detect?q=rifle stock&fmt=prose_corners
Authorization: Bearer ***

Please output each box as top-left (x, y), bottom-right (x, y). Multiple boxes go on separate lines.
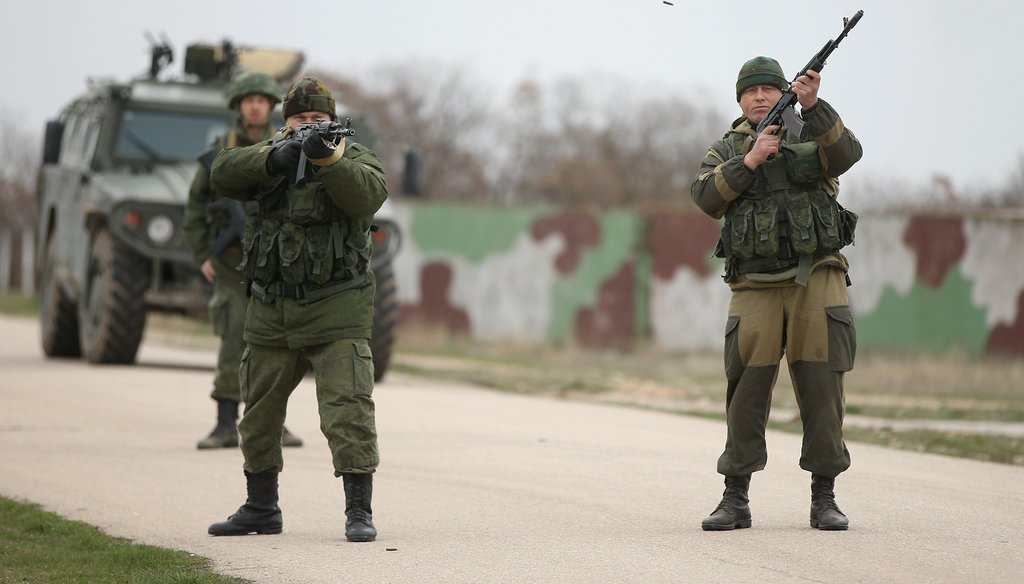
top-left (206, 198), bottom-right (247, 257)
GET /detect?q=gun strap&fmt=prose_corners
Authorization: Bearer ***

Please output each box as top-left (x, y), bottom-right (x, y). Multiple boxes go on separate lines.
top-left (795, 254), bottom-right (813, 286)
top-left (196, 148), bottom-right (217, 172)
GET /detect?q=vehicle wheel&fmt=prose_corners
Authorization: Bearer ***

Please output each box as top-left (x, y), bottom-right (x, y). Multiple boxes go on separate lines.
top-left (40, 235), bottom-right (81, 357)
top-left (370, 261), bottom-right (399, 382)
top-left (79, 229), bottom-right (149, 364)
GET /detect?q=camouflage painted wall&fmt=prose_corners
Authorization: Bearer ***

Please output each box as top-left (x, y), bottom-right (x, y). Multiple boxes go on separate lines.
top-left (390, 203), bottom-right (1024, 356)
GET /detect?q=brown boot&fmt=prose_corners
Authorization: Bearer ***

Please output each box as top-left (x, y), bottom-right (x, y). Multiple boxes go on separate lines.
top-left (197, 399), bottom-right (239, 449)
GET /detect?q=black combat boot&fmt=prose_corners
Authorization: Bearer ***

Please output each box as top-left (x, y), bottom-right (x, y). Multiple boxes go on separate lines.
top-left (343, 473), bottom-right (377, 542)
top-left (197, 399), bottom-right (239, 449)
top-left (701, 475), bottom-right (752, 531)
top-left (281, 426), bottom-right (304, 448)
top-left (809, 474), bottom-right (849, 530)
top-left (208, 471), bottom-right (283, 536)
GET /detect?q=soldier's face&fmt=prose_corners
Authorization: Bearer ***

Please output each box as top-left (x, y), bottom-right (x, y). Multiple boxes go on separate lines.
top-left (740, 85), bottom-right (782, 124)
top-left (286, 111), bottom-right (333, 128)
top-left (240, 95), bottom-right (273, 127)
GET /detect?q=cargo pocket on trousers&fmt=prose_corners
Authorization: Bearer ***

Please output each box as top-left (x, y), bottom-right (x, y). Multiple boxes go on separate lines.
top-left (825, 306), bottom-right (856, 371)
top-left (353, 341), bottom-right (375, 396)
top-left (724, 316), bottom-right (743, 381)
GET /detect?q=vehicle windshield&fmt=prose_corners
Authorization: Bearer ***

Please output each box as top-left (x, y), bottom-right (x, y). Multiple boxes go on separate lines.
top-left (113, 109), bottom-right (230, 163)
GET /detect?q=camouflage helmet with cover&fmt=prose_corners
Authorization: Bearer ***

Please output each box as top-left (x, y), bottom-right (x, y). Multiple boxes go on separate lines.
top-left (227, 71), bottom-right (281, 109)
top-left (282, 76), bottom-right (336, 119)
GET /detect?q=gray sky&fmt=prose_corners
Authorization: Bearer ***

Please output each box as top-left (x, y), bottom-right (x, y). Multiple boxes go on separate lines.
top-left (2, 0), bottom-right (1016, 191)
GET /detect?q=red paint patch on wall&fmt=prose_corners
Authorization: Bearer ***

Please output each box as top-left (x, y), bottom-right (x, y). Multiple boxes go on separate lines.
top-left (399, 262), bottom-right (470, 333)
top-left (986, 290), bottom-right (1024, 355)
top-left (648, 211), bottom-right (720, 280)
top-left (575, 262), bottom-right (634, 349)
top-left (530, 210), bottom-right (600, 274)
top-left (903, 216), bottom-right (965, 288)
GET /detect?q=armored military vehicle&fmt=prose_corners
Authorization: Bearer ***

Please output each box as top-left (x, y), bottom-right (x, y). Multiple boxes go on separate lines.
top-left (36, 39), bottom-right (402, 380)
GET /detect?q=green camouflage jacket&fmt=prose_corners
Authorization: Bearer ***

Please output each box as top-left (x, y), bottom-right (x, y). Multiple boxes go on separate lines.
top-left (209, 135), bottom-right (388, 347)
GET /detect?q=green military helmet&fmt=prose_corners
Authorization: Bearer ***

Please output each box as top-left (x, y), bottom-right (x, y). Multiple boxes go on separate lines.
top-left (735, 56), bottom-right (788, 101)
top-left (282, 76), bottom-right (336, 120)
top-left (227, 71), bottom-right (282, 109)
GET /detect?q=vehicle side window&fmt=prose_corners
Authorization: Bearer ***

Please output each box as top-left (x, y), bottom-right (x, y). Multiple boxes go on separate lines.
top-left (82, 117), bottom-right (101, 168)
top-left (63, 111), bottom-right (91, 169)
top-left (60, 115), bottom-right (81, 165)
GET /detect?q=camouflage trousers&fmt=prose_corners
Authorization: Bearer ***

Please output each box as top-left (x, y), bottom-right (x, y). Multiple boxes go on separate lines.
top-left (208, 254), bottom-right (248, 402)
top-left (718, 267), bottom-right (856, 478)
top-left (238, 338), bottom-right (379, 475)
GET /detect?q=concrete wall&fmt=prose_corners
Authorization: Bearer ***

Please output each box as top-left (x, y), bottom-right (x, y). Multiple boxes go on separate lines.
top-left (390, 202), bottom-right (1024, 356)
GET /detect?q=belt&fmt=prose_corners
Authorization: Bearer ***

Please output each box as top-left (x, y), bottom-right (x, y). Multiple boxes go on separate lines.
top-left (249, 274), bottom-right (368, 304)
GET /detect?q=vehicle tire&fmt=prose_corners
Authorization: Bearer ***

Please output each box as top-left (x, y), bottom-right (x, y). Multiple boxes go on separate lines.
top-left (79, 229), bottom-right (149, 364)
top-left (370, 261), bottom-right (399, 382)
top-left (40, 235), bottom-right (81, 358)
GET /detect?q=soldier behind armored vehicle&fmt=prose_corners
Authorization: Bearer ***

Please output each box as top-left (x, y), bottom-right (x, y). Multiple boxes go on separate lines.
top-left (183, 71), bottom-right (303, 450)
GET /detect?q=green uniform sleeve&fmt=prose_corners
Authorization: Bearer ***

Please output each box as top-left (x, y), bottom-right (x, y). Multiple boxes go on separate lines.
top-left (800, 99), bottom-right (863, 178)
top-left (183, 163), bottom-right (213, 265)
top-left (690, 137), bottom-right (755, 220)
top-left (210, 143), bottom-right (274, 201)
top-left (315, 142), bottom-right (389, 219)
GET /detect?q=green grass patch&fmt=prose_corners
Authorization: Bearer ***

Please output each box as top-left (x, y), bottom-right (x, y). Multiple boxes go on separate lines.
top-left (391, 362), bottom-right (617, 396)
top-left (0, 497), bottom-right (243, 584)
top-left (845, 403), bottom-right (1024, 423)
top-left (839, 427), bottom-right (1024, 466)
top-left (761, 420), bottom-right (1024, 466)
top-left (0, 292), bottom-right (40, 316)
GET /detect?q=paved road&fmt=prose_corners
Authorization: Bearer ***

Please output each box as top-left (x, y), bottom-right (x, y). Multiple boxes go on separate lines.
top-left (1, 314), bottom-right (1022, 583)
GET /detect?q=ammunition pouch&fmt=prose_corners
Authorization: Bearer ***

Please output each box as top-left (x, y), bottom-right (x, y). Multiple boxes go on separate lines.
top-left (718, 137), bottom-right (856, 281)
top-left (240, 172), bottom-right (374, 298)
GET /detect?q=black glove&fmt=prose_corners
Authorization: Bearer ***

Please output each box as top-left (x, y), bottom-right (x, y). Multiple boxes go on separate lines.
top-left (302, 129), bottom-right (337, 161)
top-left (266, 140), bottom-right (302, 175)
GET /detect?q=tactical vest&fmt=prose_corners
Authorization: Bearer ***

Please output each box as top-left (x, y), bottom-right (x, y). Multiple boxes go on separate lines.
top-left (239, 173), bottom-right (372, 301)
top-left (716, 130), bottom-right (856, 282)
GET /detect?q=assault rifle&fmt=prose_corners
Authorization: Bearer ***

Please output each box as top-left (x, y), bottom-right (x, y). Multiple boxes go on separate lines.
top-left (756, 10), bottom-right (863, 139)
top-left (206, 198), bottom-right (248, 257)
top-left (290, 118), bottom-right (356, 186)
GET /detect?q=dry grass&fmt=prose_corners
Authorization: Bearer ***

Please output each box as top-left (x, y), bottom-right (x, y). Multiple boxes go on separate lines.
top-left (393, 323), bottom-right (1024, 464)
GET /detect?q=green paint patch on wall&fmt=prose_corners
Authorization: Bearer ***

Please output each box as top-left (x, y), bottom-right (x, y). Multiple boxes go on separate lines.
top-left (547, 211), bottom-right (641, 340)
top-left (856, 266), bottom-right (988, 354)
top-left (409, 203), bottom-right (543, 262)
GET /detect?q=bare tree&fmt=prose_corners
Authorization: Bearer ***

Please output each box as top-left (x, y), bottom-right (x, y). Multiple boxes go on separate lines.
top-left (493, 77), bottom-right (724, 208)
top-left (313, 61), bottom-right (495, 202)
top-left (990, 155), bottom-right (1024, 208)
top-left (0, 109), bottom-right (40, 229)
top-left (0, 107), bottom-right (40, 290)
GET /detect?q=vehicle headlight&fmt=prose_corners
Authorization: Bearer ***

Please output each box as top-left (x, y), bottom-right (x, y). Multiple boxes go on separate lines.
top-left (147, 215), bottom-right (175, 245)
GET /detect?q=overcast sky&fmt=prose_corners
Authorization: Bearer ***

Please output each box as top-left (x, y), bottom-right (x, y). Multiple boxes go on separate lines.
top-left (2, 0), bottom-right (1016, 192)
